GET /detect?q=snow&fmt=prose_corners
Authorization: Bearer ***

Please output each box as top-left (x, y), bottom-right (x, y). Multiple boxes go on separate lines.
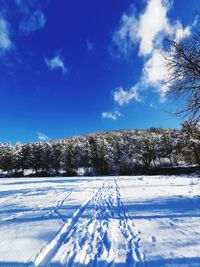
top-left (0, 175), bottom-right (200, 266)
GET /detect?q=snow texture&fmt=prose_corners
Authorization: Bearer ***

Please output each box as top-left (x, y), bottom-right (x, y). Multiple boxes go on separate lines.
top-left (0, 175), bottom-right (200, 266)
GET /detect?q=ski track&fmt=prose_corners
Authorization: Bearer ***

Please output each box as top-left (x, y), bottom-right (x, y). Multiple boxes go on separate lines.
top-left (1, 181), bottom-right (88, 224)
top-left (1, 190), bottom-right (71, 223)
top-left (32, 177), bottom-right (141, 267)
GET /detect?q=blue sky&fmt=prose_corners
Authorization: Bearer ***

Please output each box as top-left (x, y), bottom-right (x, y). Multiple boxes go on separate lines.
top-left (0, 0), bottom-right (199, 143)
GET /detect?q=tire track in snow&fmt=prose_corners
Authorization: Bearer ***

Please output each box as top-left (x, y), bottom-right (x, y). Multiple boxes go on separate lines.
top-left (32, 177), bottom-right (141, 266)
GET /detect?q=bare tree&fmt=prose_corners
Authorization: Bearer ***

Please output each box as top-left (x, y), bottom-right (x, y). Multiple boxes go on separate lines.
top-left (164, 35), bottom-right (200, 121)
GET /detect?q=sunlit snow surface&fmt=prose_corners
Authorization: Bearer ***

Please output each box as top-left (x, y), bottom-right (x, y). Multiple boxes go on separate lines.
top-left (0, 175), bottom-right (200, 267)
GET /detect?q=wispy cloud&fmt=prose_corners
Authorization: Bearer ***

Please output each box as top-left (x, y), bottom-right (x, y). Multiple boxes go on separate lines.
top-left (45, 54), bottom-right (68, 75)
top-left (37, 131), bottom-right (49, 141)
top-left (102, 111), bottom-right (122, 121)
top-left (19, 10), bottom-right (46, 34)
top-left (0, 15), bottom-right (13, 54)
top-left (114, 86), bottom-right (141, 106)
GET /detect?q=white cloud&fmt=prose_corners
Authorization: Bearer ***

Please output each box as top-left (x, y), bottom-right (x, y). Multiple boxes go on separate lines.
top-left (113, 0), bottom-right (194, 58)
top-left (19, 10), bottom-right (46, 33)
top-left (37, 132), bottom-right (49, 141)
top-left (138, 0), bottom-right (170, 56)
top-left (142, 49), bottom-right (169, 101)
top-left (112, 0), bottom-right (197, 101)
top-left (144, 50), bottom-right (165, 84)
top-left (0, 16), bottom-right (13, 53)
top-left (45, 54), bottom-right (68, 75)
top-left (113, 0), bottom-right (170, 57)
top-left (102, 111), bottom-right (122, 120)
top-left (114, 86), bottom-right (141, 106)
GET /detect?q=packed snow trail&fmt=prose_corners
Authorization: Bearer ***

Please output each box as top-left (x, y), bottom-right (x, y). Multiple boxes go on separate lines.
top-left (33, 177), bottom-right (141, 267)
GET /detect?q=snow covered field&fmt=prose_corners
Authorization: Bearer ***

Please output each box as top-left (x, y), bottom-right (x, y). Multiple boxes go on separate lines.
top-left (0, 175), bottom-right (200, 267)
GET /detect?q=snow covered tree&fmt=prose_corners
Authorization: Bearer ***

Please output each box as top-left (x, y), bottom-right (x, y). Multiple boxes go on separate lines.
top-left (51, 141), bottom-right (63, 174)
top-left (180, 121), bottom-right (200, 165)
top-left (62, 139), bottom-right (78, 175)
top-left (134, 130), bottom-right (160, 169)
top-left (0, 126), bottom-right (198, 177)
top-left (13, 143), bottom-right (24, 172)
top-left (158, 129), bottom-right (181, 166)
top-left (0, 143), bottom-right (15, 174)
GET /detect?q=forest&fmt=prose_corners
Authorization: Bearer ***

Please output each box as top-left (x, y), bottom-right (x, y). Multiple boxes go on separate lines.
top-left (0, 120), bottom-right (200, 177)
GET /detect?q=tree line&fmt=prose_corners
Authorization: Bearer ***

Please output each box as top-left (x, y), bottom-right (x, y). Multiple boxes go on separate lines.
top-left (0, 121), bottom-right (199, 177)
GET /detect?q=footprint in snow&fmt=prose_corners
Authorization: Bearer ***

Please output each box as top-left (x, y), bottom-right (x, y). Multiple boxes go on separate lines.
top-left (151, 236), bottom-right (157, 243)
